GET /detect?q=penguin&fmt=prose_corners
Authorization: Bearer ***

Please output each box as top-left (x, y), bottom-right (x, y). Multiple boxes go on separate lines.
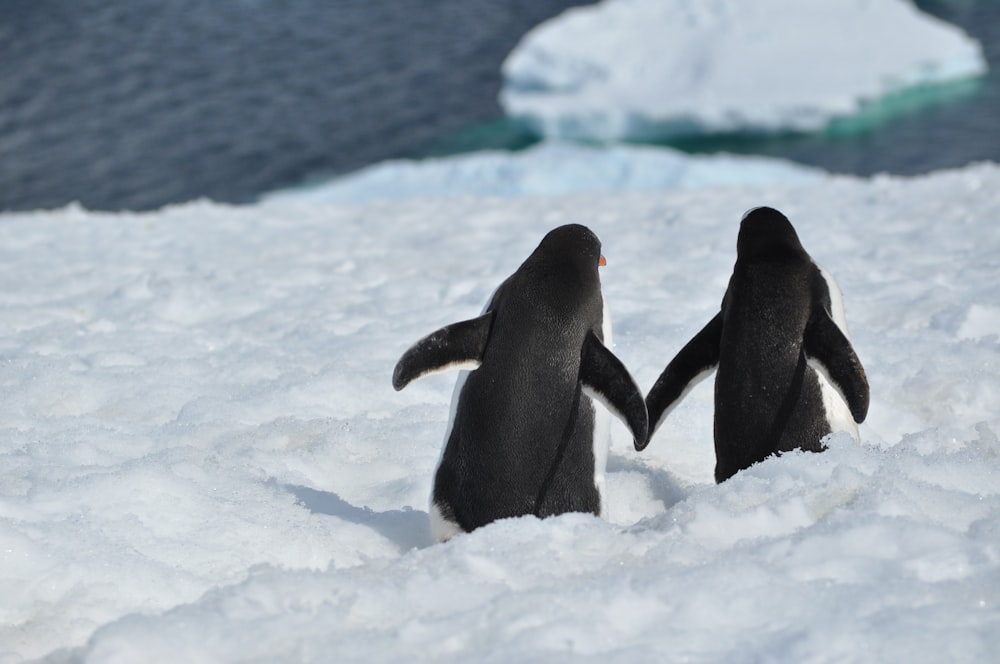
top-left (393, 224), bottom-right (648, 542)
top-left (643, 207), bottom-right (869, 483)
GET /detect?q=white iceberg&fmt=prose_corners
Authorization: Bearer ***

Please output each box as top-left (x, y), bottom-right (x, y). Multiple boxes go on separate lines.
top-left (263, 141), bottom-right (825, 203)
top-left (501, 0), bottom-right (988, 141)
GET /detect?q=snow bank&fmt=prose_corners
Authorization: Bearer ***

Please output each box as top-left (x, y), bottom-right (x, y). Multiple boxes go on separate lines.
top-left (263, 142), bottom-right (824, 204)
top-left (68, 433), bottom-right (1000, 664)
top-left (500, 0), bottom-right (988, 141)
top-left (1, 163), bottom-right (999, 662)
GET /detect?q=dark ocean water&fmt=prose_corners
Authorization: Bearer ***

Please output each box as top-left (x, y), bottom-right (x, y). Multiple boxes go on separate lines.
top-left (1, 0), bottom-right (998, 212)
top-left (0, 0), bottom-right (592, 211)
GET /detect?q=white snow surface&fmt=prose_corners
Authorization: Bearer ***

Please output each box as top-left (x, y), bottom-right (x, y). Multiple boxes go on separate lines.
top-left (500, 0), bottom-right (989, 141)
top-left (263, 142), bottom-right (824, 204)
top-left (2, 163), bottom-right (1000, 662)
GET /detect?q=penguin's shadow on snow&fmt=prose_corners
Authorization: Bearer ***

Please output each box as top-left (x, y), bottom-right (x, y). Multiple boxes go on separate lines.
top-left (283, 484), bottom-right (432, 552)
top-left (607, 453), bottom-right (688, 513)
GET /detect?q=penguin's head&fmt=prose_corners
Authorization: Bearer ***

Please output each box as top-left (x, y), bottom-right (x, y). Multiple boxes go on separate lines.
top-left (737, 207), bottom-right (805, 260)
top-left (536, 223), bottom-right (605, 272)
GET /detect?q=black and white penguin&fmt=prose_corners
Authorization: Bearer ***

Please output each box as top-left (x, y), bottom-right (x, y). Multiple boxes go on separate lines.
top-left (393, 224), bottom-right (648, 541)
top-left (643, 207), bottom-right (869, 483)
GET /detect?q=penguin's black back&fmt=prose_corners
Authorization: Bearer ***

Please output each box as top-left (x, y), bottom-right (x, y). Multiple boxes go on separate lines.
top-left (434, 224), bottom-right (606, 530)
top-left (713, 208), bottom-right (831, 482)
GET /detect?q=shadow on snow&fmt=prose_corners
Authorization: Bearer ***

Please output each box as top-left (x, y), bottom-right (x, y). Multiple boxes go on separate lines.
top-left (283, 483), bottom-right (433, 552)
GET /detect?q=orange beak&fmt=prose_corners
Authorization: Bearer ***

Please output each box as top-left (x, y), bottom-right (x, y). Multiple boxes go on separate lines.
top-left (599, 255), bottom-right (607, 267)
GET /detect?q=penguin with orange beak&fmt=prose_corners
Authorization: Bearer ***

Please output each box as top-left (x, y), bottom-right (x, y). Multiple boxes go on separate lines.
top-left (394, 224), bottom-right (647, 541)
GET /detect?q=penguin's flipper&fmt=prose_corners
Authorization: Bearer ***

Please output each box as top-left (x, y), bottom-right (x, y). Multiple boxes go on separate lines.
top-left (392, 312), bottom-right (494, 391)
top-left (803, 311), bottom-right (870, 423)
top-left (579, 330), bottom-right (649, 451)
top-left (645, 313), bottom-right (722, 446)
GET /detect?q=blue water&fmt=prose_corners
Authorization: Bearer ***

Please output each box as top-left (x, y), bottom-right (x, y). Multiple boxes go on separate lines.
top-left (1, 0), bottom-right (998, 212)
top-left (0, 0), bottom-right (593, 211)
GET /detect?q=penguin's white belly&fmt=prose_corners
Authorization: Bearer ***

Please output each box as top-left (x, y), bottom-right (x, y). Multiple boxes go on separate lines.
top-left (813, 264), bottom-right (860, 441)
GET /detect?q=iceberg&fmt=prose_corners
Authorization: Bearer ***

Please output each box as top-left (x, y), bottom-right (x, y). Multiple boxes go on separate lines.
top-left (500, 0), bottom-right (988, 141)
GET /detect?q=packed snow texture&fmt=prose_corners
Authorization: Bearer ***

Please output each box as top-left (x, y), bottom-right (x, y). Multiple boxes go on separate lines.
top-left (2, 162), bottom-right (1000, 662)
top-left (263, 142), bottom-right (824, 204)
top-left (500, 0), bottom-right (989, 141)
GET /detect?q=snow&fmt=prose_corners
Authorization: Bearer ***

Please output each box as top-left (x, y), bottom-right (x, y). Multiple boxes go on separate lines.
top-left (500, 0), bottom-right (989, 141)
top-left (263, 142), bottom-right (824, 203)
top-left (2, 159), bottom-right (1000, 662)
